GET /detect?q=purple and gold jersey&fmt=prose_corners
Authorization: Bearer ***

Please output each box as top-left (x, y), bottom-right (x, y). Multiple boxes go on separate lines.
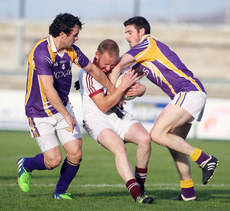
top-left (127, 35), bottom-right (206, 100)
top-left (25, 35), bottom-right (89, 117)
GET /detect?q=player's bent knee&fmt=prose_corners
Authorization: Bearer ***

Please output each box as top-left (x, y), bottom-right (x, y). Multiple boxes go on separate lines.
top-left (67, 150), bottom-right (82, 164)
top-left (150, 130), bottom-right (166, 146)
top-left (138, 136), bottom-right (151, 150)
top-left (142, 134), bottom-right (152, 145)
top-left (45, 157), bottom-right (62, 169)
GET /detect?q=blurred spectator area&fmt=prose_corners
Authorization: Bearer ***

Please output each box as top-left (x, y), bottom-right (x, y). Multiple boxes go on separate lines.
top-left (0, 0), bottom-right (230, 98)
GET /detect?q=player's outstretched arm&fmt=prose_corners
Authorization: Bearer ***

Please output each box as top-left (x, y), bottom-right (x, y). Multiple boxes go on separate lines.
top-left (109, 53), bottom-right (135, 85)
top-left (84, 62), bottom-right (116, 95)
top-left (125, 83), bottom-right (146, 97)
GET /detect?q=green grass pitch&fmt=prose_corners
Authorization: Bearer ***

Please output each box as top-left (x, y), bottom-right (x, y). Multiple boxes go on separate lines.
top-left (0, 130), bottom-right (229, 210)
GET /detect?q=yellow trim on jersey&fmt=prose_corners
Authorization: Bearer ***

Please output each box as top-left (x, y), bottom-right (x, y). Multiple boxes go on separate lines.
top-left (37, 77), bottom-right (52, 116)
top-left (25, 37), bottom-right (54, 116)
top-left (25, 63), bottom-right (34, 106)
top-left (135, 36), bottom-right (203, 94)
top-left (25, 38), bottom-right (46, 106)
top-left (66, 46), bottom-right (78, 64)
top-left (154, 39), bottom-right (203, 92)
top-left (135, 37), bottom-right (157, 62)
top-left (142, 61), bottom-right (177, 96)
top-left (156, 49), bottom-right (203, 92)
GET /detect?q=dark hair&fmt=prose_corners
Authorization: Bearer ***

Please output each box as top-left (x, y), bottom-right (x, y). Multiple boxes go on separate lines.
top-left (97, 39), bottom-right (119, 58)
top-left (49, 13), bottom-right (83, 37)
top-left (123, 16), bottom-right (151, 34)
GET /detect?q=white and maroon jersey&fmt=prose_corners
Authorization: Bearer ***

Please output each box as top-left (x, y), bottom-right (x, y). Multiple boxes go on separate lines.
top-left (25, 35), bottom-right (89, 118)
top-left (78, 58), bottom-right (112, 120)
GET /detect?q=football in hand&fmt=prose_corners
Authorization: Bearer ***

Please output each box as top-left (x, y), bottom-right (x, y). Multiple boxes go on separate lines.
top-left (115, 74), bottom-right (136, 101)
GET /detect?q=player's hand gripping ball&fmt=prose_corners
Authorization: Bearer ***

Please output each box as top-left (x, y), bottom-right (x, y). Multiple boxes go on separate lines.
top-left (115, 74), bottom-right (136, 101)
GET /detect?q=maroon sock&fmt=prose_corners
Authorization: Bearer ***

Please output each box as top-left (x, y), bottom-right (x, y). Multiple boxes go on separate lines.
top-left (135, 166), bottom-right (147, 189)
top-left (126, 179), bottom-right (141, 201)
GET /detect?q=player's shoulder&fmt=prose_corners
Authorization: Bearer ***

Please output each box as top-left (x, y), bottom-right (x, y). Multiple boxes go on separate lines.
top-left (34, 37), bottom-right (49, 50)
top-left (32, 38), bottom-right (50, 58)
top-left (71, 44), bottom-right (82, 53)
top-left (32, 46), bottom-right (51, 65)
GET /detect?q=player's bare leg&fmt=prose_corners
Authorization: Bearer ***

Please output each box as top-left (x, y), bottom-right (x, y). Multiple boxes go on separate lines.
top-left (168, 123), bottom-right (197, 201)
top-left (151, 104), bottom-right (219, 198)
top-left (97, 129), bottom-right (134, 181)
top-left (63, 138), bottom-right (82, 164)
top-left (150, 104), bottom-right (216, 168)
top-left (124, 123), bottom-right (152, 195)
top-left (124, 122), bottom-right (151, 168)
top-left (169, 148), bottom-right (197, 201)
top-left (168, 123), bottom-right (192, 182)
top-left (150, 104), bottom-right (194, 155)
top-left (97, 128), bottom-right (153, 203)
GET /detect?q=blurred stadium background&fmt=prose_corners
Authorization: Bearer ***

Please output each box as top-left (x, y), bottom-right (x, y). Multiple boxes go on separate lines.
top-left (0, 0), bottom-right (230, 140)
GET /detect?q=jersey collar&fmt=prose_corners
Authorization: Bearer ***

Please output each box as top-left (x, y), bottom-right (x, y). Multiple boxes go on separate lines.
top-left (92, 57), bottom-right (97, 64)
top-left (47, 35), bottom-right (58, 53)
top-left (140, 34), bottom-right (151, 43)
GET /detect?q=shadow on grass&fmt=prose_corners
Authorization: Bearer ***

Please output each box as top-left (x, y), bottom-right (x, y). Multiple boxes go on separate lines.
top-left (70, 189), bottom-right (230, 203)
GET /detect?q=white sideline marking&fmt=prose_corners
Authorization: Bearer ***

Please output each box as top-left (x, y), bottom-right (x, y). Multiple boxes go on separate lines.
top-left (1, 183), bottom-right (230, 188)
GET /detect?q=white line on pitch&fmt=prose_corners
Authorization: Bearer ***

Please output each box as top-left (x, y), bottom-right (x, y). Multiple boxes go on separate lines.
top-left (1, 183), bottom-right (230, 188)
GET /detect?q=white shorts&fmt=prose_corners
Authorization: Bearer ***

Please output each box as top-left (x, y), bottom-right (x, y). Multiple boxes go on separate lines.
top-left (83, 111), bottom-right (138, 142)
top-left (27, 103), bottom-right (82, 152)
top-left (170, 91), bottom-right (207, 123)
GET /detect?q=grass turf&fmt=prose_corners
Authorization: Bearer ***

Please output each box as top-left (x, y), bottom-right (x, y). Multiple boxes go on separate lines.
top-left (0, 130), bottom-right (230, 210)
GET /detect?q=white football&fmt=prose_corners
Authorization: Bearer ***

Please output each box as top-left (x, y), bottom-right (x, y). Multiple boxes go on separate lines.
top-left (115, 74), bottom-right (136, 101)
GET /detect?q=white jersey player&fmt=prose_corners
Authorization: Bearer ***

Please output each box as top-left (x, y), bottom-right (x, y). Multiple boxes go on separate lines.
top-left (77, 39), bottom-right (154, 204)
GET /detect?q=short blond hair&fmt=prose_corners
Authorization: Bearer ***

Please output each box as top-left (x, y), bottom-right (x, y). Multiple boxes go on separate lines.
top-left (97, 39), bottom-right (119, 58)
